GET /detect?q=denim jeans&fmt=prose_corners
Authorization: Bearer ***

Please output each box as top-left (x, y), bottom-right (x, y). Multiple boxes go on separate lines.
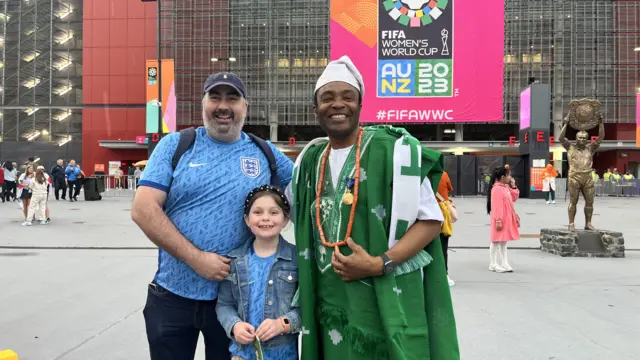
top-left (143, 281), bottom-right (231, 360)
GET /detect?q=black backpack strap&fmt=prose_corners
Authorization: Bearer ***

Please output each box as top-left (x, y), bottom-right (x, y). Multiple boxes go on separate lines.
top-left (171, 127), bottom-right (197, 171)
top-left (247, 133), bottom-right (281, 187)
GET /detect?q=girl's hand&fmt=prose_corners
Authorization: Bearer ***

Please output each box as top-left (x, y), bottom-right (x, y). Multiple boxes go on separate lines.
top-left (255, 318), bottom-right (284, 342)
top-left (232, 322), bottom-right (256, 345)
top-left (496, 221), bottom-right (503, 231)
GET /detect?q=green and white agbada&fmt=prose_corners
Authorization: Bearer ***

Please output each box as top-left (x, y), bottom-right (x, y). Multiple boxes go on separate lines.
top-left (291, 56), bottom-right (460, 360)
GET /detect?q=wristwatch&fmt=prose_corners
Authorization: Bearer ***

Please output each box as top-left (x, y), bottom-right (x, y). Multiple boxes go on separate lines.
top-left (280, 317), bottom-right (291, 333)
top-left (380, 253), bottom-right (395, 275)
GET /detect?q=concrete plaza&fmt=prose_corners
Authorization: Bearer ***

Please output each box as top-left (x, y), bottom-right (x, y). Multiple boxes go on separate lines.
top-left (0, 195), bottom-right (639, 360)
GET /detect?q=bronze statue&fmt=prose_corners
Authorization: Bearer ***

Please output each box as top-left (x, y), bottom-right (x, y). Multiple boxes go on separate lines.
top-left (559, 99), bottom-right (604, 232)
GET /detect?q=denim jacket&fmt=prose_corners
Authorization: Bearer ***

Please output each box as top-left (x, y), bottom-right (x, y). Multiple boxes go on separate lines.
top-left (216, 237), bottom-right (301, 349)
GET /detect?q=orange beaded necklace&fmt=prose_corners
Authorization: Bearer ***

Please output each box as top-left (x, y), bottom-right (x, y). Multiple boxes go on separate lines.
top-left (315, 128), bottom-right (363, 248)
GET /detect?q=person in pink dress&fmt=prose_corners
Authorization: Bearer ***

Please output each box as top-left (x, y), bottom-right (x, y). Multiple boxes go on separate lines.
top-left (486, 165), bottom-right (520, 273)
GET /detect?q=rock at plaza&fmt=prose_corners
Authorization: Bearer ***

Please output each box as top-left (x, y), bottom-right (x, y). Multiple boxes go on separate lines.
top-left (540, 228), bottom-right (625, 258)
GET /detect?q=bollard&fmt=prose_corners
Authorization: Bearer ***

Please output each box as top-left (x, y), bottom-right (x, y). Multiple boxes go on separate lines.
top-left (0, 350), bottom-right (18, 360)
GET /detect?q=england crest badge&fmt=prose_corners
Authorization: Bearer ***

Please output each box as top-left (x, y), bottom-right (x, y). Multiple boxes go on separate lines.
top-left (241, 157), bottom-right (260, 178)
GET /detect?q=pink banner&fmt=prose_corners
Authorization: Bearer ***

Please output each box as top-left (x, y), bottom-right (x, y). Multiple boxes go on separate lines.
top-left (519, 87), bottom-right (531, 130)
top-left (636, 93), bottom-right (639, 148)
top-left (330, 0), bottom-right (505, 123)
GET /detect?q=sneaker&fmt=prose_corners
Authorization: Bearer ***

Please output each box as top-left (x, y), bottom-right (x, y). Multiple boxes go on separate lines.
top-left (552, 200), bottom-right (556, 204)
top-left (45, 218), bottom-right (51, 224)
top-left (40, 220), bottom-right (47, 225)
top-left (503, 264), bottom-right (514, 272)
top-left (447, 275), bottom-right (455, 287)
top-left (490, 265), bottom-right (507, 273)
top-left (546, 201), bottom-right (550, 204)
top-left (21, 221), bottom-right (32, 226)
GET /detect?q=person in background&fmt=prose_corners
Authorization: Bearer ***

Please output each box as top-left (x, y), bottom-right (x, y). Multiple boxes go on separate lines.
top-left (612, 168), bottom-right (621, 182)
top-left (65, 160), bottom-right (81, 202)
top-left (542, 164), bottom-right (558, 204)
top-left (3, 161), bottom-right (17, 202)
top-left (436, 170), bottom-right (456, 286)
top-left (623, 170), bottom-right (634, 180)
top-left (18, 165), bottom-right (35, 223)
top-left (23, 168), bottom-right (49, 226)
top-left (115, 167), bottom-right (124, 189)
top-left (134, 166), bottom-right (143, 188)
top-left (37, 165), bottom-right (52, 223)
top-left (487, 165), bottom-right (520, 273)
top-left (50, 159), bottom-right (67, 200)
top-left (128, 165), bottom-right (135, 189)
top-left (591, 170), bottom-right (600, 196)
top-left (603, 168), bottom-right (612, 182)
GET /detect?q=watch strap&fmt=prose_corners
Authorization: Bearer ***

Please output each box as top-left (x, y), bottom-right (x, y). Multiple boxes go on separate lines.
top-left (279, 317), bottom-right (291, 333)
top-left (380, 253), bottom-right (394, 275)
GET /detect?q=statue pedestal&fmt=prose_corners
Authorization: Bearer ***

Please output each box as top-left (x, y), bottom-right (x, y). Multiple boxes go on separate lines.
top-left (540, 228), bottom-right (625, 258)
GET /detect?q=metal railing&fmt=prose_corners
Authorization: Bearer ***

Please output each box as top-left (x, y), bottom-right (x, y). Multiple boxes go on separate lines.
top-left (97, 175), bottom-right (139, 197)
top-left (474, 178), bottom-right (638, 199)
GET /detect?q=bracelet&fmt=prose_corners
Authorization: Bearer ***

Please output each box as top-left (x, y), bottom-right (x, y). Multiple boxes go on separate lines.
top-left (279, 317), bottom-right (291, 334)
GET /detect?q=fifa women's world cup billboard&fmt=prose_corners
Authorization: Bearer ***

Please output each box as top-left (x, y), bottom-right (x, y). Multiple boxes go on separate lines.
top-left (330, 0), bottom-right (505, 123)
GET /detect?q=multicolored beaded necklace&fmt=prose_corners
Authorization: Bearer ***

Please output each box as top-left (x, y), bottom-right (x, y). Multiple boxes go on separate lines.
top-left (315, 127), bottom-right (363, 248)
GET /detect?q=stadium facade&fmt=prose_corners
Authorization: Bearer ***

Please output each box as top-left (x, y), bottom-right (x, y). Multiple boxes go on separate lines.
top-left (0, 0), bottom-right (639, 174)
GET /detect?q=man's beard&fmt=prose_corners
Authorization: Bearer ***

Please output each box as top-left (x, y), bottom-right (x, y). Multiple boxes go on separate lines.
top-left (203, 109), bottom-right (244, 142)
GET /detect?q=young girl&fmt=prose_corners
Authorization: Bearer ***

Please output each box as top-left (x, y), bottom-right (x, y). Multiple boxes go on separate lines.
top-left (486, 165), bottom-right (520, 273)
top-left (217, 184), bottom-right (300, 360)
top-left (18, 165), bottom-right (34, 224)
top-left (36, 166), bottom-right (52, 223)
top-left (24, 168), bottom-right (49, 226)
top-left (542, 164), bottom-right (558, 204)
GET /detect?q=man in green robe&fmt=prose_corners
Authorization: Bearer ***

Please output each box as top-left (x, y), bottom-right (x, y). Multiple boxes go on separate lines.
top-left (290, 56), bottom-right (460, 360)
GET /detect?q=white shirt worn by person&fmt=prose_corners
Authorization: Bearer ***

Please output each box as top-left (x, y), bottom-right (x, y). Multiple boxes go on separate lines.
top-left (18, 173), bottom-right (33, 197)
top-left (4, 168), bottom-right (16, 182)
top-left (29, 178), bottom-right (49, 196)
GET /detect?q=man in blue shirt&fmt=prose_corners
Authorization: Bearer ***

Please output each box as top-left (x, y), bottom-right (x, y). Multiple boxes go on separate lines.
top-left (65, 160), bottom-right (81, 202)
top-left (132, 72), bottom-right (294, 360)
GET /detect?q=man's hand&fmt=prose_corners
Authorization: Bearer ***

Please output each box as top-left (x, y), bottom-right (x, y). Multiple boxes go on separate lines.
top-left (332, 238), bottom-right (383, 281)
top-left (233, 322), bottom-right (256, 345)
top-left (255, 319), bottom-right (284, 342)
top-left (188, 251), bottom-right (231, 281)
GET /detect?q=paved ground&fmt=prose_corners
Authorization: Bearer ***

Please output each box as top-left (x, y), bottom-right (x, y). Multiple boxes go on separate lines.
top-left (0, 195), bottom-right (639, 359)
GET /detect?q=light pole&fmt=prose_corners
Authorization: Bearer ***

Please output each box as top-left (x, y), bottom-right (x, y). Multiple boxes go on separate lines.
top-left (147, 0), bottom-right (163, 157)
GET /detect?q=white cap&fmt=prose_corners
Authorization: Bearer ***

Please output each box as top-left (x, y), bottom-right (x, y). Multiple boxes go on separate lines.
top-left (314, 55), bottom-right (364, 96)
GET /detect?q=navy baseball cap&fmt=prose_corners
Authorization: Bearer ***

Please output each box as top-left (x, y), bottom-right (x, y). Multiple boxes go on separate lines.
top-left (203, 72), bottom-right (247, 98)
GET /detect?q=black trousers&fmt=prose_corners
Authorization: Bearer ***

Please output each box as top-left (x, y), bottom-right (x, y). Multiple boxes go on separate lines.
top-left (440, 234), bottom-right (450, 273)
top-left (143, 282), bottom-right (230, 360)
top-left (2, 180), bottom-right (16, 201)
top-left (68, 180), bottom-right (81, 199)
top-left (54, 178), bottom-right (67, 200)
